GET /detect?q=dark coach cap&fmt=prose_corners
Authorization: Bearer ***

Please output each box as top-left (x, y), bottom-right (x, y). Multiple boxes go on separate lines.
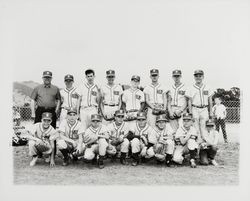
top-left (43, 71), bottom-right (52, 78)
top-left (42, 112), bottom-right (53, 120)
top-left (172, 70), bottom-right (182, 76)
top-left (106, 70), bottom-right (115, 77)
top-left (131, 75), bottom-right (140, 82)
top-left (64, 74), bottom-right (74, 81)
top-left (194, 70), bottom-right (204, 75)
top-left (183, 113), bottom-right (192, 120)
top-left (150, 69), bottom-right (159, 75)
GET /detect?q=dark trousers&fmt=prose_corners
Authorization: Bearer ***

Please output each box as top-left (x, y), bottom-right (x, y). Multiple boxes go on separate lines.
top-left (34, 106), bottom-right (57, 128)
top-left (215, 118), bottom-right (227, 142)
top-left (199, 146), bottom-right (218, 165)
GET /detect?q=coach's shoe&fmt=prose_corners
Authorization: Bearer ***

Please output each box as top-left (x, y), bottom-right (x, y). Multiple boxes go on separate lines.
top-left (30, 156), bottom-right (38, 167)
top-left (190, 159), bottom-right (197, 168)
top-left (211, 159), bottom-right (219, 167)
top-left (98, 156), bottom-right (105, 169)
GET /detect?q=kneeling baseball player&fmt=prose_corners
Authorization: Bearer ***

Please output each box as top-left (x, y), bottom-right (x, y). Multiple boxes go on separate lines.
top-left (128, 112), bottom-right (158, 166)
top-left (106, 109), bottom-right (130, 165)
top-left (22, 112), bottom-right (57, 167)
top-left (199, 119), bottom-right (219, 166)
top-left (56, 108), bottom-right (85, 166)
top-left (83, 114), bottom-right (112, 169)
top-left (172, 113), bottom-right (199, 168)
top-left (154, 114), bottom-right (175, 166)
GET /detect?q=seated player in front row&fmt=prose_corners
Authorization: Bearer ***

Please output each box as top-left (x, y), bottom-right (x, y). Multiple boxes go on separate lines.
top-left (22, 112), bottom-right (57, 167)
top-left (154, 114), bottom-right (175, 166)
top-left (172, 113), bottom-right (199, 168)
top-left (106, 109), bottom-right (130, 165)
top-left (127, 112), bottom-right (158, 166)
top-left (56, 108), bottom-right (85, 166)
top-left (199, 119), bottom-right (219, 166)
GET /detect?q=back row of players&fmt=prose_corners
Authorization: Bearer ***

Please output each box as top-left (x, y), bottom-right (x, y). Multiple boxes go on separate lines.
top-left (24, 68), bottom-right (219, 168)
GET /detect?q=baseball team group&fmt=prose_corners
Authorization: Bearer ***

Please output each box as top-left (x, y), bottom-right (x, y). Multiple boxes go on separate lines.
top-left (21, 68), bottom-right (228, 169)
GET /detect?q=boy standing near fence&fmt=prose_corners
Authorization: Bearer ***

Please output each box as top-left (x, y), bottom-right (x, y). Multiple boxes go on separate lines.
top-left (212, 96), bottom-right (228, 143)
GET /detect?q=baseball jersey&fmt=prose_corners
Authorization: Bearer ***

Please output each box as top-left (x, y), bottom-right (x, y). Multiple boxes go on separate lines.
top-left (83, 125), bottom-right (109, 144)
top-left (60, 87), bottom-right (78, 109)
top-left (143, 83), bottom-right (168, 105)
top-left (175, 126), bottom-right (198, 144)
top-left (212, 104), bottom-right (227, 119)
top-left (129, 122), bottom-right (158, 144)
top-left (58, 119), bottom-right (84, 140)
top-left (186, 84), bottom-right (213, 106)
top-left (155, 124), bottom-right (174, 144)
top-left (75, 83), bottom-right (100, 108)
top-left (122, 88), bottom-right (145, 111)
top-left (28, 122), bottom-right (57, 142)
top-left (202, 129), bottom-right (219, 146)
top-left (100, 84), bottom-right (123, 105)
top-left (169, 83), bottom-right (187, 107)
top-left (106, 121), bottom-right (130, 140)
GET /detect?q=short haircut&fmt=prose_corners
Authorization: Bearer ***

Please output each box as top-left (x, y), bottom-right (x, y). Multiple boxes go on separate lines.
top-left (85, 69), bottom-right (95, 76)
top-left (214, 96), bottom-right (222, 101)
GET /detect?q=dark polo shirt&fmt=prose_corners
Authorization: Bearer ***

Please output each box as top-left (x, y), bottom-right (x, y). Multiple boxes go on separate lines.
top-left (31, 84), bottom-right (61, 108)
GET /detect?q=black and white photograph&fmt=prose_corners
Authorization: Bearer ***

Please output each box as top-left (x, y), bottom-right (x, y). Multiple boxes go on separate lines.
top-left (1, 0), bottom-right (249, 200)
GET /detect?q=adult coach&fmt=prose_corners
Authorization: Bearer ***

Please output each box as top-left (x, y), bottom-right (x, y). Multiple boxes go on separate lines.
top-left (186, 70), bottom-right (213, 140)
top-left (76, 69), bottom-right (101, 128)
top-left (100, 70), bottom-right (123, 124)
top-left (31, 71), bottom-right (61, 128)
top-left (143, 69), bottom-right (168, 128)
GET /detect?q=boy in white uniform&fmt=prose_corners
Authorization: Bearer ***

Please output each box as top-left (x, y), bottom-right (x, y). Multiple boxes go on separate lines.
top-left (143, 69), bottom-right (168, 128)
top-left (100, 70), bottom-right (123, 124)
top-left (76, 69), bottom-right (101, 128)
top-left (173, 113), bottom-right (199, 168)
top-left (22, 112), bottom-right (57, 167)
top-left (154, 114), bottom-right (175, 166)
top-left (59, 74), bottom-right (78, 123)
top-left (122, 75), bottom-right (145, 127)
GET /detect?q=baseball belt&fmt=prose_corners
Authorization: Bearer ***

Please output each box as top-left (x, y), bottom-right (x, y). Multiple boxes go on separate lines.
top-left (192, 104), bottom-right (208, 108)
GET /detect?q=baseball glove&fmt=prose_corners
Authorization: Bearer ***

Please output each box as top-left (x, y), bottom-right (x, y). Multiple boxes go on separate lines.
top-left (35, 141), bottom-right (50, 153)
top-left (152, 108), bottom-right (166, 115)
top-left (110, 138), bottom-right (120, 146)
top-left (126, 131), bottom-right (134, 141)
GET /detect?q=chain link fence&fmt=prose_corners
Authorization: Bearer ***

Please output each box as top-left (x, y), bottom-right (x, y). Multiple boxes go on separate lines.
top-left (13, 100), bottom-right (240, 125)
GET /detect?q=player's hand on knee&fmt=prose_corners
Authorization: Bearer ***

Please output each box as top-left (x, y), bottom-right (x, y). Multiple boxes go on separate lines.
top-left (50, 159), bottom-right (55, 167)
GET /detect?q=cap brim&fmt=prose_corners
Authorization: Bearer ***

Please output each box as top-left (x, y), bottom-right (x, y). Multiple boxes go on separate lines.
top-left (131, 78), bottom-right (140, 82)
top-left (65, 79), bottom-right (73, 81)
top-left (43, 76), bottom-right (52, 78)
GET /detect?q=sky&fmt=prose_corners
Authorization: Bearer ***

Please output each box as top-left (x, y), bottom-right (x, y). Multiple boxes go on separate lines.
top-left (1, 0), bottom-right (248, 91)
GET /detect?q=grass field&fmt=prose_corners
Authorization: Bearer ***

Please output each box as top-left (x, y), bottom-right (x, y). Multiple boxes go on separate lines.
top-left (13, 123), bottom-right (239, 185)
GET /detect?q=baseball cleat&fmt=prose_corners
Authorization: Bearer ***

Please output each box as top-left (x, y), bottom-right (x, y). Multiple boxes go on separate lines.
top-left (190, 159), bottom-right (197, 168)
top-left (30, 156), bottom-right (38, 167)
top-left (120, 158), bottom-right (128, 165)
top-left (131, 160), bottom-right (138, 166)
top-left (62, 158), bottom-right (69, 166)
top-left (98, 161), bottom-right (104, 169)
top-left (44, 155), bottom-right (51, 163)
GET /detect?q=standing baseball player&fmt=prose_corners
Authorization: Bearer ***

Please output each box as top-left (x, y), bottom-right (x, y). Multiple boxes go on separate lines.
top-left (56, 108), bottom-right (85, 166)
top-left (199, 119), bottom-right (219, 166)
top-left (154, 114), bottom-right (175, 166)
top-left (59, 74), bottom-right (78, 123)
top-left (100, 70), bottom-right (123, 124)
top-left (172, 113), bottom-right (199, 168)
top-left (121, 75), bottom-right (145, 127)
top-left (212, 96), bottom-right (228, 143)
top-left (106, 109), bottom-right (130, 165)
top-left (186, 70), bottom-right (213, 141)
top-left (167, 70), bottom-right (187, 132)
top-left (143, 69), bottom-right (168, 128)
top-left (76, 69), bottom-right (101, 129)
top-left (22, 112), bottom-right (57, 167)
top-left (128, 112), bottom-right (158, 166)
top-left (30, 71), bottom-right (61, 128)
top-left (83, 114), bottom-right (112, 169)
